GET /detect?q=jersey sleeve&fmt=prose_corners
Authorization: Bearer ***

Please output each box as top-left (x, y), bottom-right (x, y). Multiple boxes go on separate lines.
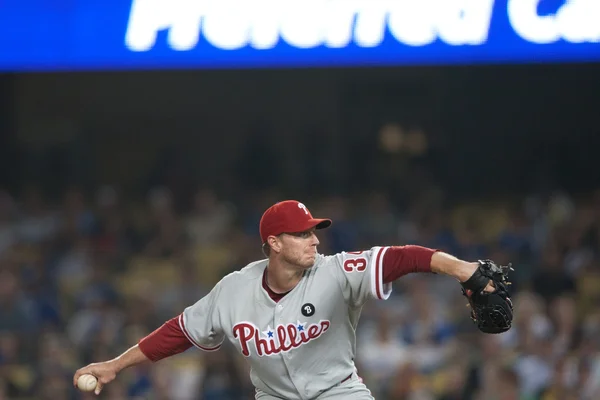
top-left (180, 281), bottom-right (225, 352)
top-left (330, 246), bottom-right (392, 308)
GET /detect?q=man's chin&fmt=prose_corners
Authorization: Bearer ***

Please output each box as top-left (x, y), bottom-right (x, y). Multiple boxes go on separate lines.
top-left (293, 256), bottom-right (314, 269)
top-left (304, 255), bottom-right (317, 267)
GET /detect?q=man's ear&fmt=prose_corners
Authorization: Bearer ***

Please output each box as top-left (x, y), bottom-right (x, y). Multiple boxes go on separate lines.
top-left (268, 235), bottom-right (282, 253)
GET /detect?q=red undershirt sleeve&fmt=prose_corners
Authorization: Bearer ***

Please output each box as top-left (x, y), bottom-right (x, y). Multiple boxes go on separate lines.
top-left (138, 315), bottom-right (193, 362)
top-left (381, 245), bottom-right (437, 284)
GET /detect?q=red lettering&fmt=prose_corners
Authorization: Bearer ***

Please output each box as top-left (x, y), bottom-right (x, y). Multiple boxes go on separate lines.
top-left (233, 323), bottom-right (254, 357)
top-left (356, 260), bottom-right (367, 272)
top-left (307, 324), bottom-right (319, 338)
top-left (277, 325), bottom-right (291, 352)
top-left (269, 339), bottom-right (277, 354)
top-left (343, 257), bottom-right (367, 273)
top-left (255, 330), bottom-right (275, 356)
top-left (299, 329), bottom-right (310, 343)
top-left (232, 320), bottom-right (330, 357)
top-left (287, 324), bottom-right (300, 347)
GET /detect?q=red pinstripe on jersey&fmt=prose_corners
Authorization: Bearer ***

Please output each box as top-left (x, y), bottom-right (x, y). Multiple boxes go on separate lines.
top-left (374, 246), bottom-right (386, 299)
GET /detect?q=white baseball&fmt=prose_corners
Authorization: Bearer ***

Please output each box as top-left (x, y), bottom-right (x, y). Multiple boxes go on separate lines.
top-left (77, 374), bottom-right (98, 392)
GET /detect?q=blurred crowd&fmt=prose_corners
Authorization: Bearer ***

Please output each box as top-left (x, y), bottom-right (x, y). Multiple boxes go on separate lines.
top-left (0, 183), bottom-right (599, 400)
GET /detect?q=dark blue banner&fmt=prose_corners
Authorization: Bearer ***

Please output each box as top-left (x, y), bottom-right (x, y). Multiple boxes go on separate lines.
top-left (1, 0), bottom-right (599, 72)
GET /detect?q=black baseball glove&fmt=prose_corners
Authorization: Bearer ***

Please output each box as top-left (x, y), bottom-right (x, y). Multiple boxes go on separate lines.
top-left (461, 260), bottom-right (514, 334)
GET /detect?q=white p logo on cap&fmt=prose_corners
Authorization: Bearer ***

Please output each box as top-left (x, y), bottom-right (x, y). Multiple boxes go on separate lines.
top-left (298, 202), bottom-right (309, 215)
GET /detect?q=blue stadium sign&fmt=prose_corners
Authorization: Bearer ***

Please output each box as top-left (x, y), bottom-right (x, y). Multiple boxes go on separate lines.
top-left (1, 0), bottom-right (599, 71)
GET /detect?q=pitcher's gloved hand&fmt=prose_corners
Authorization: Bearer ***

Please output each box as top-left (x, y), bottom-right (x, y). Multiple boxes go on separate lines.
top-left (461, 260), bottom-right (514, 334)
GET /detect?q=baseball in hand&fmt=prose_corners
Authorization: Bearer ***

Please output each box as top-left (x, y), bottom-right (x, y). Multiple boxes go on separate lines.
top-left (77, 374), bottom-right (98, 392)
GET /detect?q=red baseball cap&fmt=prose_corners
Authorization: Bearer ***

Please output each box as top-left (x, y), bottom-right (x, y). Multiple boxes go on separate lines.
top-left (259, 200), bottom-right (332, 243)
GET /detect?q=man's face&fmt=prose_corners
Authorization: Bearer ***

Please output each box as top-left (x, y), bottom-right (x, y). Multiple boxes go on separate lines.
top-left (276, 227), bottom-right (320, 268)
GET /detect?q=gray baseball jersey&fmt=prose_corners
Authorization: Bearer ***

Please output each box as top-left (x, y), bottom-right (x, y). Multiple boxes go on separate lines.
top-left (180, 246), bottom-right (392, 400)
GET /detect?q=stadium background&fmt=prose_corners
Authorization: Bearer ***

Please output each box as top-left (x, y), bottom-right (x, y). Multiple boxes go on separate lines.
top-left (0, 56), bottom-right (600, 400)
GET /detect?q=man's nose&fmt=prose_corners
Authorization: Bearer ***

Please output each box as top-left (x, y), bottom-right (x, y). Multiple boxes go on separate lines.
top-left (311, 232), bottom-right (320, 246)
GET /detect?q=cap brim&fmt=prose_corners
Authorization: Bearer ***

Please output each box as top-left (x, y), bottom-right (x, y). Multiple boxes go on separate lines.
top-left (310, 218), bottom-right (332, 230)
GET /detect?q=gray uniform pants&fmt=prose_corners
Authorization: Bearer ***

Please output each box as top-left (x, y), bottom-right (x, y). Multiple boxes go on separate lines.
top-left (255, 373), bottom-right (374, 400)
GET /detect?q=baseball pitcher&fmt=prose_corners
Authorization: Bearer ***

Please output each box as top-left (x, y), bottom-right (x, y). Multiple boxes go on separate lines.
top-left (73, 200), bottom-right (513, 399)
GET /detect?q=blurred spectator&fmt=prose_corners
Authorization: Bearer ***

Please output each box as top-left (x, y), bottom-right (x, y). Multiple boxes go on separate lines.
top-left (531, 246), bottom-right (576, 303)
top-left (14, 186), bottom-right (60, 246)
top-left (358, 308), bottom-right (410, 397)
top-left (185, 188), bottom-right (235, 247)
top-left (0, 269), bottom-right (38, 334)
top-left (0, 191), bottom-right (17, 256)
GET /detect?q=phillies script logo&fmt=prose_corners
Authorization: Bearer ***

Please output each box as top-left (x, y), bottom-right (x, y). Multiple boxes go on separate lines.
top-left (233, 320), bottom-right (330, 357)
